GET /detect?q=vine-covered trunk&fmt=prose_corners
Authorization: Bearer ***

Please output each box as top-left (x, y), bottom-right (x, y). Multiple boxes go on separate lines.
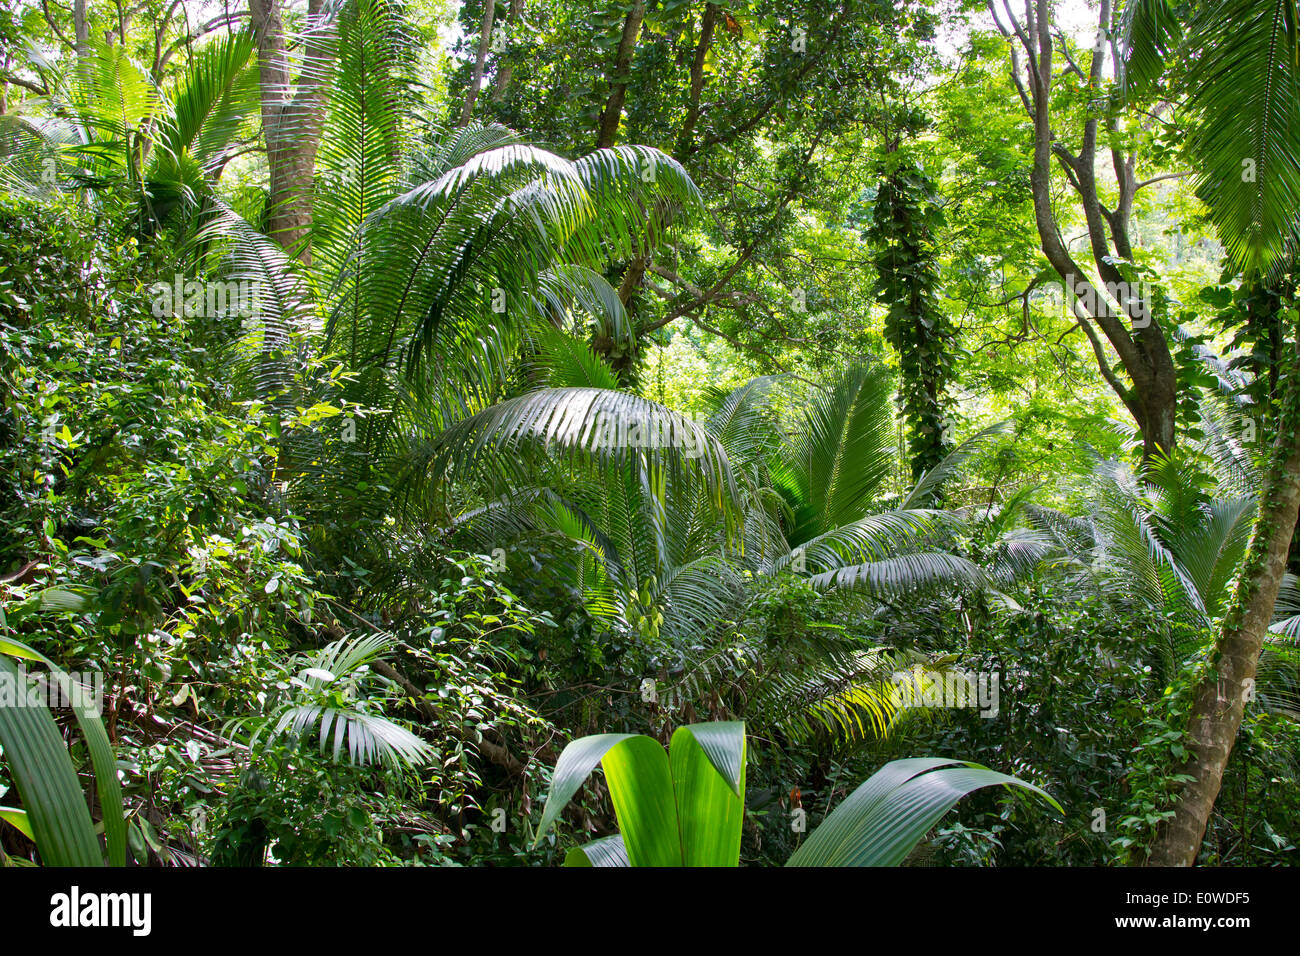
top-left (869, 157), bottom-right (953, 482)
top-left (1145, 342), bottom-right (1300, 865)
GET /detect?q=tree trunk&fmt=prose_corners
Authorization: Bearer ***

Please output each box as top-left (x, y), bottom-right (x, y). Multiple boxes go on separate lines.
top-left (491, 0), bottom-right (525, 101)
top-left (595, 0), bottom-right (646, 149)
top-left (458, 0), bottom-right (496, 126)
top-left (674, 3), bottom-right (719, 159)
top-left (249, 0), bottom-right (336, 265)
top-left (74, 0), bottom-right (89, 57)
top-left (995, 0), bottom-right (1178, 459)
top-left (1145, 340), bottom-right (1300, 865)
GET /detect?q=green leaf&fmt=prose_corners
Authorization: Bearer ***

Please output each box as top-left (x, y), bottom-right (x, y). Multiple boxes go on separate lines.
top-left (669, 722), bottom-right (746, 866)
top-left (0, 806), bottom-right (33, 840)
top-left (599, 735), bottom-right (681, 867)
top-left (1117, 0), bottom-right (1184, 98)
top-left (786, 758), bottom-right (1063, 867)
top-left (533, 732), bottom-right (643, 846)
top-left (0, 656), bottom-right (103, 866)
top-left (1180, 0), bottom-right (1300, 273)
top-left (563, 834), bottom-right (629, 867)
top-left (0, 637), bottom-right (125, 866)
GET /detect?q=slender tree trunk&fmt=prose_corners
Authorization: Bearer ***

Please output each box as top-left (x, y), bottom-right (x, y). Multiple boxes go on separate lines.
top-left (491, 0), bottom-right (525, 101)
top-left (674, 3), bottom-right (719, 159)
top-left (249, 0), bottom-right (335, 265)
top-left (1145, 340), bottom-right (1300, 865)
top-left (593, 2), bottom-right (710, 372)
top-left (595, 0), bottom-right (646, 148)
top-left (74, 0), bottom-right (89, 57)
top-left (458, 0), bottom-right (496, 126)
top-left (588, 0), bottom-right (648, 376)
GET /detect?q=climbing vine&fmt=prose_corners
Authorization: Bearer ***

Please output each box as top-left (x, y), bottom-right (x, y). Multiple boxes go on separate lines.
top-left (867, 155), bottom-right (956, 482)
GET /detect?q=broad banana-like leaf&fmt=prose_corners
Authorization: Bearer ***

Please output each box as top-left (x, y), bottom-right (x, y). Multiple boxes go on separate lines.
top-left (669, 721), bottom-right (745, 866)
top-left (786, 758), bottom-right (1063, 867)
top-left (0, 655), bottom-right (103, 866)
top-left (594, 735), bottom-right (681, 866)
top-left (0, 636), bottom-right (125, 866)
top-left (536, 722), bottom-right (747, 866)
top-left (534, 732), bottom-right (681, 866)
top-left (534, 733), bottom-right (640, 844)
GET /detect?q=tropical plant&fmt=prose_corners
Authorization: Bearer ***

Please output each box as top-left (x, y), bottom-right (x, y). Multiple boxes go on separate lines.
top-left (1, 33), bottom-right (258, 239)
top-left (534, 720), bottom-right (1062, 866)
top-left (1120, 0), bottom-right (1300, 275)
top-left (227, 633), bottom-right (434, 770)
top-left (1026, 449), bottom-right (1300, 694)
top-left (437, 363), bottom-right (999, 648)
top-left (0, 637), bottom-right (125, 867)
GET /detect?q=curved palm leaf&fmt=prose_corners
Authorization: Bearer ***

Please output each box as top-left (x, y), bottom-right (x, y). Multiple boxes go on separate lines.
top-left (1181, 0), bottom-right (1300, 274)
top-left (786, 757), bottom-right (1062, 867)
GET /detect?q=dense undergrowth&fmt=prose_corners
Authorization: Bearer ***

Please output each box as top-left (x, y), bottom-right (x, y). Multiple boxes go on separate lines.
top-left (3, 0), bottom-right (1300, 868)
top-left (2, 191), bottom-right (1296, 866)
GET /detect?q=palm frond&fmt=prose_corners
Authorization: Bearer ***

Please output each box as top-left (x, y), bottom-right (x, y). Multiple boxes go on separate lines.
top-left (1182, 0), bottom-right (1300, 274)
top-left (1117, 0), bottom-right (1184, 97)
top-left (809, 551), bottom-right (986, 599)
top-left (162, 32), bottom-right (259, 175)
top-left (776, 364), bottom-right (895, 543)
top-left (523, 324), bottom-right (622, 390)
top-left (411, 387), bottom-right (738, 513)
top-left (899, 422), bottom-right (1012, 509)
top-left (254, 633), bottom-right (435, 769)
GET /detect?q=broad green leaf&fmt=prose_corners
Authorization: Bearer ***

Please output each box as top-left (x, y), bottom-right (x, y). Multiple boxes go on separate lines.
top-left (534, 732), bottom-right (643, 846)
top-left (0, 637), bottom-right (125, 866)
top-left (0, 656), bottom-right (103, 866)
top-left (601, 735), bottom-right (681, 867)
top-left (534, 732), bottom-right (683, 866)
top-left (675, 721), bottom-right (745, 795)
top-left (0, 636), bottom-right (42, 661)
top-left (670, 722), bottom-right (746, 867)
top-left (35, 588), bottom-right (89, 612)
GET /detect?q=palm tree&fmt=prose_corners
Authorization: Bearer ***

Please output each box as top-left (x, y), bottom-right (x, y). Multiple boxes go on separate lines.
top-left (201, 45), bottom-right (705, 544)
top-left (420, 332), bottom-right (746, 643)
top-left (433, 362), bottom-right (991, 634)
top-left (429, 358), bottom-right (1017, 754)
top-left (1, 33), bottom-right (259, 240)
top-left (1028, 456), bottom-right (1253, 670)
